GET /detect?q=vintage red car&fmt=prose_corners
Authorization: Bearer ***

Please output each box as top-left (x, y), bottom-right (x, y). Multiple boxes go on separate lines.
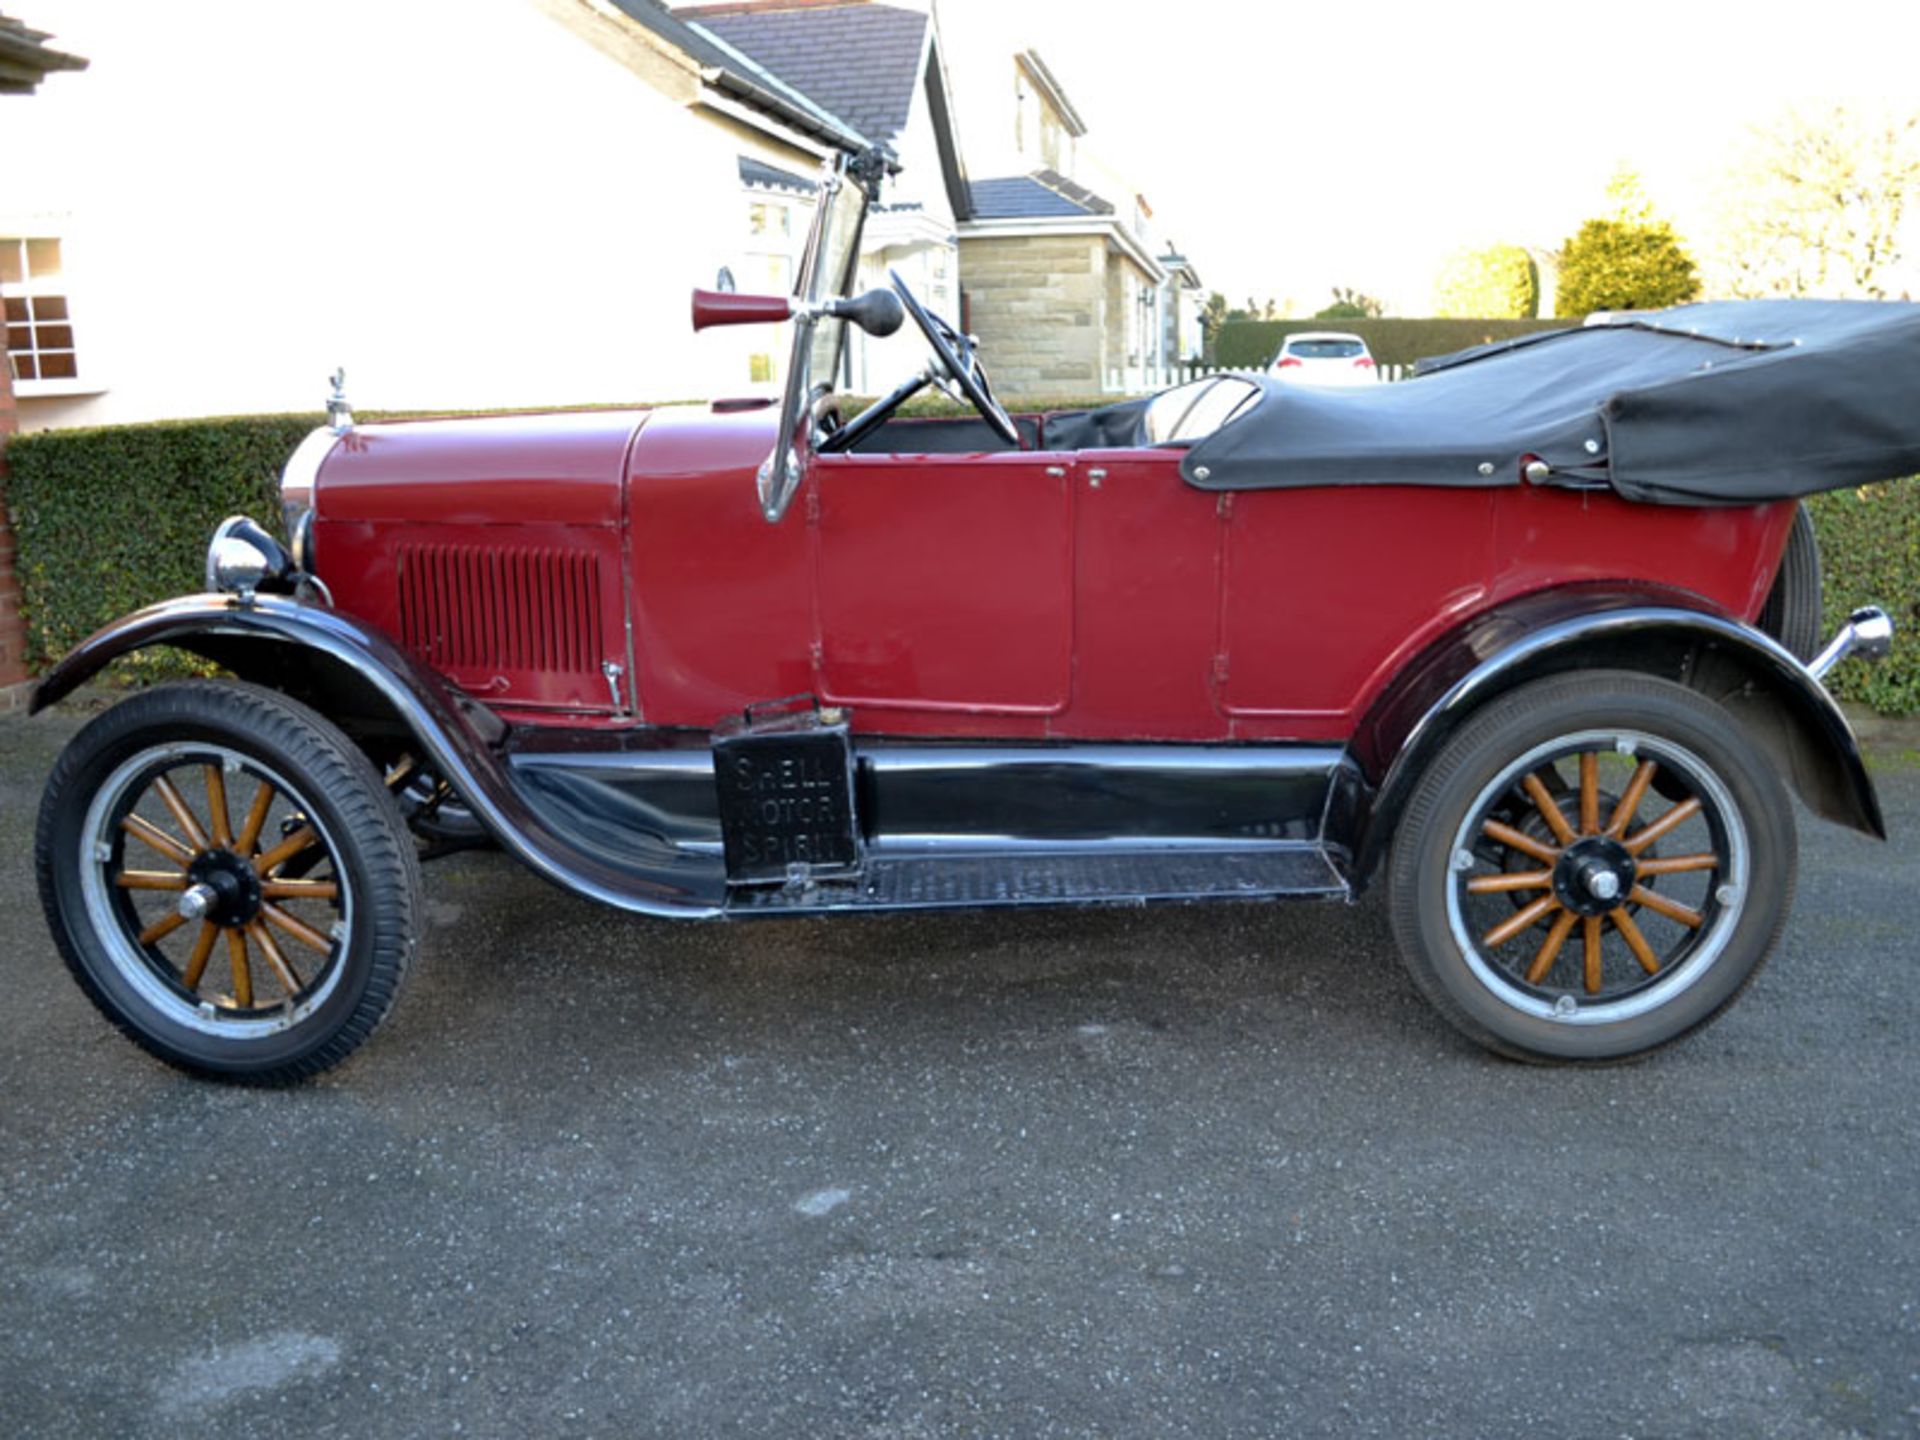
top-left (29, 154), bottom-right (1909, 1083)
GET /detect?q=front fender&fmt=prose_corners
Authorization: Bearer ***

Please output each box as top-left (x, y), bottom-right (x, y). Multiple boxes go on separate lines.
top-left (31, 595), bottom-right (725, 917)
top-left (34, 592), bottom-right (489, 726)
top-left (1349, 584), bottom-right (1884, 885)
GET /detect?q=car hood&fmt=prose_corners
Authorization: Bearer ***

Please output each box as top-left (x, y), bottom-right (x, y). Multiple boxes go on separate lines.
top-left (313, 410), bottom-right (651, 526)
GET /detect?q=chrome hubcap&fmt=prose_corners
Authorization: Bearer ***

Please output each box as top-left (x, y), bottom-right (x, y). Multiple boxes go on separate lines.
top-left (1445, 729), bottom-right (1748, 1024)
top-left (177, 882), bottom-right (217, 920)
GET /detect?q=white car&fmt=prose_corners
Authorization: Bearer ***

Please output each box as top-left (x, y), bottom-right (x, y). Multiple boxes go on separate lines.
top-left (1268, 331), bottom-right (1377, 386)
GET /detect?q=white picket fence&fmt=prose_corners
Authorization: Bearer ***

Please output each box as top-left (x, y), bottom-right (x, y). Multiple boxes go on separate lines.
top-left (1103, 360), bottom-right (1413, 393)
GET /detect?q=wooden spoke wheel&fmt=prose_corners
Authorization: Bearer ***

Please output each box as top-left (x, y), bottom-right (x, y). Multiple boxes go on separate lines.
top-left (86, 746), bottom-right (347, 1027)
top-left (37, 682), bottom-right (420, 1084)
top-left (1389, 672), bottom-right (1795, 1063)
top-left (1452, 736), bottom-right (1739, 1007)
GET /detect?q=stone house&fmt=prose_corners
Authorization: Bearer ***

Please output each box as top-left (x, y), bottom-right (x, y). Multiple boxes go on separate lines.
top-left (956, 49), bottom-right (1200, 398)
top-left (961, 169), bottom-right (1164, 397)
top-left (1158, 246), bottom-right (1206, 369)
top-left (673, 0), bottom-right (971, 397)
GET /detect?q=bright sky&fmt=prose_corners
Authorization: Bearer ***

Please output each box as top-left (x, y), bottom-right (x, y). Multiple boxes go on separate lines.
top-left (936, 0), bottom-right (1920, 312)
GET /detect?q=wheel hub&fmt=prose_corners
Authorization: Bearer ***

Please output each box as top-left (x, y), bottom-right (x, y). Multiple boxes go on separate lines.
top-left (1552, 836), bottom-right (1637, 917)
top-left (184, 849), bottom-right (263, 926)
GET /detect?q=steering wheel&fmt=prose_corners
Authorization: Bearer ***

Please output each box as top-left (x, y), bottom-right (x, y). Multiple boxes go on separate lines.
top-left (818, 270), bottom-right (1021, 453)
top-left (890, 269), bottom-right (1021, 446)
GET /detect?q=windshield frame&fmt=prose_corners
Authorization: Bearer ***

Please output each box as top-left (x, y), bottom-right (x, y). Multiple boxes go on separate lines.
top-left (757, 153), bottom-right (872, 523)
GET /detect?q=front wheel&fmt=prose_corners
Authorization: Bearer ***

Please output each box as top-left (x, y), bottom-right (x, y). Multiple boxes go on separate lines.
top-left (37, 681), bottom-right (421, 1083)
top-left (1388, 672), bottom-right (1795, 1063)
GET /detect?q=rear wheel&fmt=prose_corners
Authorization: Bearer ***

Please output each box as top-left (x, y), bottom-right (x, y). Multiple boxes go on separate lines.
top-left (1388, 672), bottom-right (1794, 1062)
top-left (37, 681), bottom-right (421, 1083)
top-left (1756, 502), bottom-right (1822, 662)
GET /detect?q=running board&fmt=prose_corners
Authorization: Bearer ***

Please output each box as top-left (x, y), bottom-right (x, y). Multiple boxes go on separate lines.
top-left (500, 731), bottom-right (1363, 918)
top-left (725, 844), bottom-right (1349, 915)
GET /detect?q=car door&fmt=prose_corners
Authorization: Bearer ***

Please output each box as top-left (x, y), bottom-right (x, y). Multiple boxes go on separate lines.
top-left (1216, 486), bottom-right (1496, 735)
top-left (808, 449), bottom-right (1076, 718)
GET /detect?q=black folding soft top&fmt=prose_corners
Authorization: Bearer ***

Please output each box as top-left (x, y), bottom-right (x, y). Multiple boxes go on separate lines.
top-left (1168, 299), bottom-right (1920, 504)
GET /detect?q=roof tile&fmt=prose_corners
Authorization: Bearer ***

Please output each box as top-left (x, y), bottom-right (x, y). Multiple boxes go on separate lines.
top-left (968, 171), bottom-right (1115, 220)
top-left (683, 4), bottom-right (928, 143)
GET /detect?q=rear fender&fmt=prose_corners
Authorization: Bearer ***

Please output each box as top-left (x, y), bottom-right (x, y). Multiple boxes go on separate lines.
top-left (1348, 583), bottom-right (1884, 887)
top-left (31, 595), bottom-right (724, 916)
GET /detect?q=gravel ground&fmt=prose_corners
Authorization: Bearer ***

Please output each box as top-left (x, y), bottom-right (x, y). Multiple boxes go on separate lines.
top-left (1, 704), bottom-right (1916, 1439)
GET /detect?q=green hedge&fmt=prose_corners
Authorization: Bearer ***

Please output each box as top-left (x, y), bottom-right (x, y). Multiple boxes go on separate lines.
top-left (7, 412), bottom-right (1919, 714)
top-left (1807, 479), bottom-right (1920, 714)
top-left (1214, 317), bottom-right (1571, 369)
top-left (4, 403), bottom-right (660, 683)
top-left (7, 413), bottom-right (322, 681)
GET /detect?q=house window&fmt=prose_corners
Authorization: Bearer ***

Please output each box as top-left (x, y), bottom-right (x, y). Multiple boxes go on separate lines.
top-left (1, 237), bottom-right (79, 382)
top-left (745, 196), bottom-right (799, 298)
top-left (748, 200), bottom-right (791, 240)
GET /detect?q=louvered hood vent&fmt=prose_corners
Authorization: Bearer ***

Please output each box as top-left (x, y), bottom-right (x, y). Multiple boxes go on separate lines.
top-left (396, 542), bottom-right (607, 701)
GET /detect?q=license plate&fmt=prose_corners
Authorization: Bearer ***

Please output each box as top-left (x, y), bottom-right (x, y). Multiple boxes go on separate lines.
top-left (712, 701), bottom-right (860, 884)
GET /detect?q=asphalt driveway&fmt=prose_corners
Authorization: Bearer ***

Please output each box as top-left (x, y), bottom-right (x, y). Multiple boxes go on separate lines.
top-left (2, 703), bottom-right (1916, 1438)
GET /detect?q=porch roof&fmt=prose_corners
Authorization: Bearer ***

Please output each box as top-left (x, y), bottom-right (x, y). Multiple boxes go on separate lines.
top-left (0, 11), bottom-right (87, 95)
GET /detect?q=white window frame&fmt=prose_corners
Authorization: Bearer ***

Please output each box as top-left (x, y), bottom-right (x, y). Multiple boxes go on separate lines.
top-left (0, 231), bottom-right (104, 398)
top-left (739, 183), bottom-right (815, 391)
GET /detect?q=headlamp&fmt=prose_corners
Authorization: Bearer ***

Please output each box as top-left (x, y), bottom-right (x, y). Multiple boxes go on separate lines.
top-left (205, 516), bottom-right (295, 602)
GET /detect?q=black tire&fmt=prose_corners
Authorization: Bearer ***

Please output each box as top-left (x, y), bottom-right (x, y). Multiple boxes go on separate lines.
top-left (1756, 502), bottom-right (1823, 662)
top-left (36, 680), bottom-right (421, 1084)
top-left (1387, 671), bottom-right (1795, 1063)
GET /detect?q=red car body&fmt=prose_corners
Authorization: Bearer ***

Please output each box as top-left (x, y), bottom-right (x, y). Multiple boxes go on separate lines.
top-left (310, 404), bottom-right (1798, 742)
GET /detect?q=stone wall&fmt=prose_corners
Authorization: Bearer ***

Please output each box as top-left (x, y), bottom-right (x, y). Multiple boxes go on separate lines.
top-left (0, 361), bottom-right (29, 711)
top-left (1104, 258), bottom-right (1127, 374)
top-left (956, 233), bottom-right (1107, 400)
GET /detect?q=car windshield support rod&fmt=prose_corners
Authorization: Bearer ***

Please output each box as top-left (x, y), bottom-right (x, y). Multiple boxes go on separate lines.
top-left (757, 309), bottom-right (817, 522)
